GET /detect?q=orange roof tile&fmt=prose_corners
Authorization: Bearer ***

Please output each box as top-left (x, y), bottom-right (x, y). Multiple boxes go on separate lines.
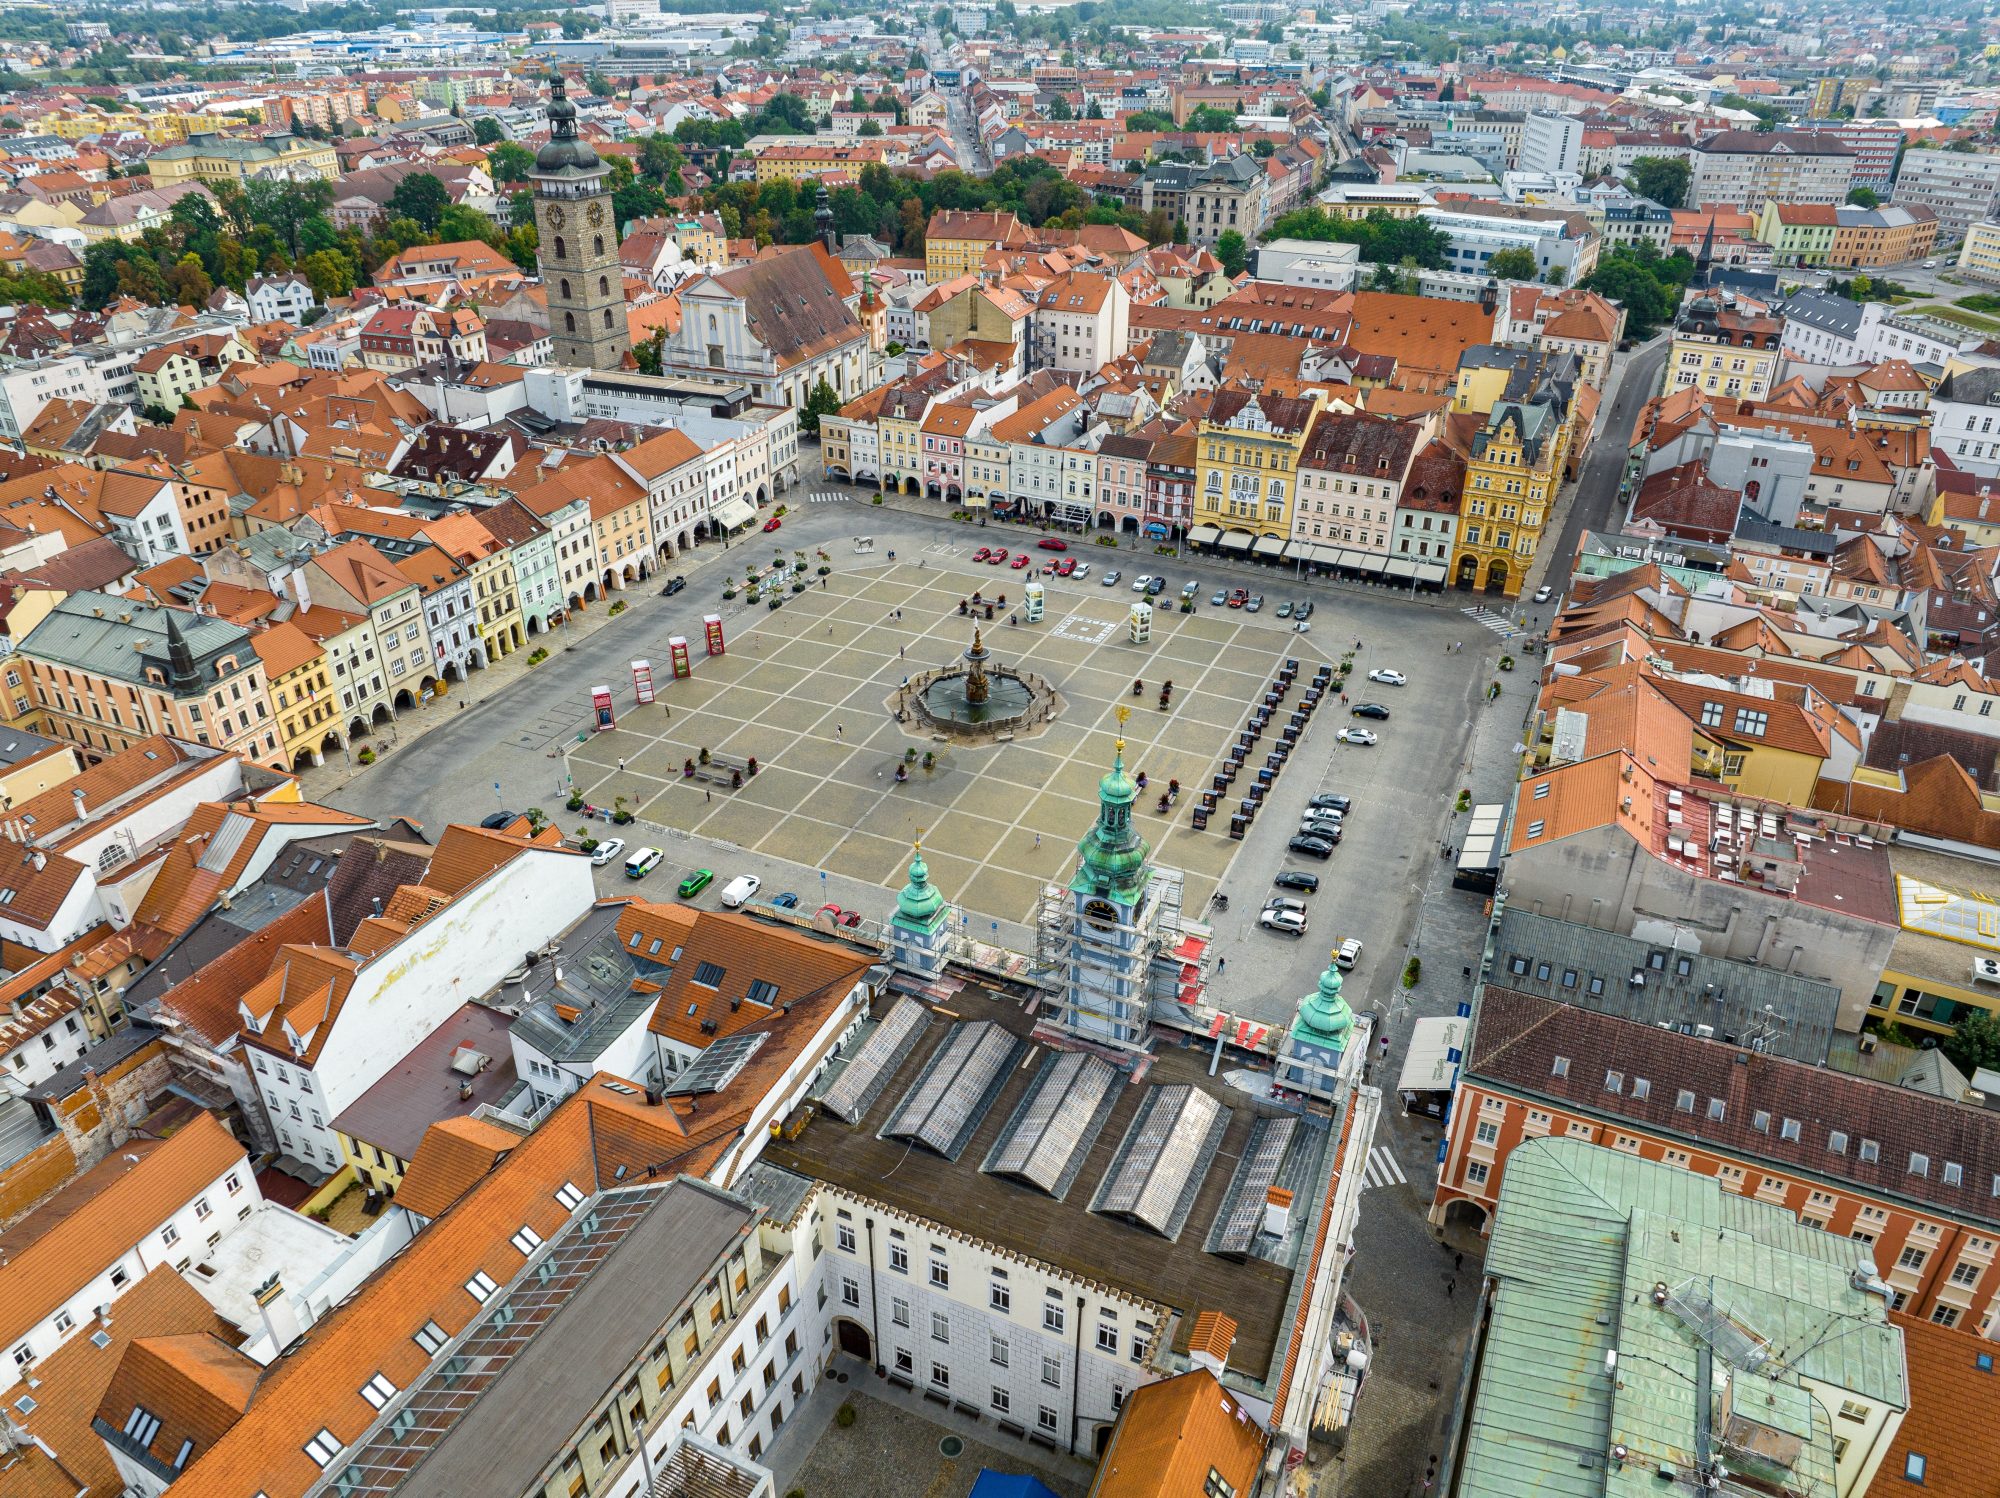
top-left (1089, 1368), bottom-right (1265, 1498)
top-left (392, 1115), bottom-right (524, 1220)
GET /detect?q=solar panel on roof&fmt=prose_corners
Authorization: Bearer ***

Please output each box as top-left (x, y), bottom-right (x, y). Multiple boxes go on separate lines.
top-left (819, 998), bottom-right (929, 1123)
top-left (883, 1019), bottom-right (1023, 1161)
top-left (1091, 1084), bottom-right (1229, 1241)
top-left (663, 1030), bottom-right (767, 1097)
top-left (984, 1050), bottom-right (1118, 1198)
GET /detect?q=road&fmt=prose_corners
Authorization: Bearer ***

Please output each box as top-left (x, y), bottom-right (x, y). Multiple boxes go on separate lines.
top-left (926, 31), bottom-right (988, 174)
top-left (1534, 337), bottom-right (1669, 597)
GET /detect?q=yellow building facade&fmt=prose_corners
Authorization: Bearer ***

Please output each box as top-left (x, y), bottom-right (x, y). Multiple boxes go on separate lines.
top-left (1192, 389), bottom-right (1325, 542)
top-left (1452, 398), bottom-right (1573, 596)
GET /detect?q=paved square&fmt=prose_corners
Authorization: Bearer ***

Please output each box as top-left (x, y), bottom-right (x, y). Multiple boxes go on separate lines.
top-left (565, 560), bottom-right (1329, 919)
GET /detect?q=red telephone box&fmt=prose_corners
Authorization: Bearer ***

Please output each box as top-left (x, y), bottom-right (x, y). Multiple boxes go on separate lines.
top-left (669, 637), bottom-right (692, 679)
top-left (703, 614), bottom-right (725, 656)
top-left (590, 685), bottom-right (615, 732)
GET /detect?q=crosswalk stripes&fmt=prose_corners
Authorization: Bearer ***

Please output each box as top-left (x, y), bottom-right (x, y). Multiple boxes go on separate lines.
top-left (1360, 1146), bottom-right (1408, 1191)
top-left (1461, 605), bottom-right (1522, 639)
top-left (808, 491), bottom-right (852, 504)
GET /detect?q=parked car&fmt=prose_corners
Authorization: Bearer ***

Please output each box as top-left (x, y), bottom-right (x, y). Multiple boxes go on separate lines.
top-left (676, 867), bottom-right (714, 897)
top-left (1336, 937), bottom-right (1363, 969)
top-left (1132, 574), bottom-right (1154, 593)
top-left (1259, 907), bottom-right (1308, 936)
top-left (1299, 818), bottom-right (1343, 844)
top-left (1071, 562), bottom-right (1091, 580)
top-left (987, 549), bottom-right (1009, 565)
top-left (1273, 870), bottom-right (1321, 893)
top-left (1056, 557), bottom-right (1078, 576)
top-left (1351, 702), bottom-right (1391, 720)
top-left (1367, 668), bottom-right (1407, 686)
top-left (772, 891), bottom-right (800, 909)
top-left (1276, 601), bottom-right (1293, 618)
top-left (1264, 895), bottom-right (1308, 917)
top-left (1145, 576), bottom-right (1166, 596)
top-left (480, 810), bottom-right (517, 830)
top-left (1295, 600), bottom-right (1315, 620)
top-left (972, 546), bottom-right (992, 562)
top-left (763, 517), bottom-right (782, 532)
top-left (1308, 793), bottom-right (1352, 813)
top-left (1287, 835), bottom-right (1335, 859)
top-left (1011, 554), bottom-right (1031, 569)
top-left (661, 575), bottom-right (686, 597)
top-left (625, 847), bottom-right (664, 880)
top-left (720, 873), bottom-right (762, 908)
top-left (1245, 594), bottom-right (1263, 612)
top-left (590, 837), bottom-right (627, 867)
top-left (1182, 580), bottom-right (1200, 601)
top-left (1533, 585), bottom-right (1554, 604)
top-left (1337, 728), bottom-right (1378, 746)
top-left (816, 902), bottom-right (846, 923)
top-left (1227, 589), bottom-right (1248, 609)
top-left (1101, 570), bottom-right (1121, 586)
top-left (1037, 537), bottom-right (1068, 551)
top-left (1210, 589), bottom-right (1228, 606)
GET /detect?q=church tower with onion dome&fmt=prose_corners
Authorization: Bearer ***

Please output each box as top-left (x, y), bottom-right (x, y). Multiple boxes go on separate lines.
top-left (889, 838), bottom-right (953, 981)
top-left (532, 72), bottom-right (630, 370)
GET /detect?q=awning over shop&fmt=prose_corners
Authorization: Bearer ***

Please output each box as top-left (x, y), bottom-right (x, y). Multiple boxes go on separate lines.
top-left (1303, 543), bottom-right (1343, 566)
top-left (1384, 557), bottom-right (1420, 579)
top-left (1397, 1015), bottom-right (1468, 1096)
top-left (1412, 560), bottom-right (1450, 583)
top-left (1281, 541), bottom-right (1310, 560)
top-left (1217, 530), bottom-right (1255, 552)
top-left (1251, 535), bottom-right (1287, 559)
top-left (1186, 524), bottom-right (1221, 547)
top-left (1325, 548), bottom-right (1356, 570)
top-left (713, 496), bottom-right (756, 531)
top-left (1347, 551), bottom-right (1387, 575)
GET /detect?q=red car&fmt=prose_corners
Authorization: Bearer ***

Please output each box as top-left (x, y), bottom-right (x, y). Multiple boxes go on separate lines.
top-left (1037, 537), bottom-right (1069, 551)
top-left (817, 903), bottom-right (844, 922)
top-left (1011, 553), bottom-right (1031, 569)
top-left (1227, 588), bottom-right (1249, 608)
top-left (1056, 557), bottom-right (1078, 576)
top-left (763, 517), bottom-right (782, 532)
top-left (987, 548), bottom-right (1009, 565)
top-left (972, 546), bottom-right (992, 562)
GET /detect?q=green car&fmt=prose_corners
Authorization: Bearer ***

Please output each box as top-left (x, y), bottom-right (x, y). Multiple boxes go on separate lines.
top-left (677, 868), bottom-right (714, 898)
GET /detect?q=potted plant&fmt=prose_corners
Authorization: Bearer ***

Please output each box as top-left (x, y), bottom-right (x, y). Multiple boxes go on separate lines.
top-left (699, 746), bottom-right (711, 765)
top-left (356, 747), bottom-right (376, 765)
top-left (922, 750), bottom-right (936, 772)
top-left (567, 793), bottom-right (585, 812)
top-left (1498, 654), bottom-right (1515, 672)
top-left (612, 796), bottom-right (633, 825)
top-left (905, 747), bottom-right (918, 764)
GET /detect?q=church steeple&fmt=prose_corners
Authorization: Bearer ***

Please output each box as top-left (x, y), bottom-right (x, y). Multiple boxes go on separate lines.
top-left (814, 183), bottom-right (835, 253)
top-left (1696, 215), bottom-right (1716, 280)
top-left (1072, 710), bottom-right (1151, 903)
top-left (163, 608), bottom-right (200, 694)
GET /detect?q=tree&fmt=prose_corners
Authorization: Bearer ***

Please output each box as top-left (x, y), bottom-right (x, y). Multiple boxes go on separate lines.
top-left (487, 141), bottom-right (534, 184)
top-left (301, 248), bottom-right (355, 300)
top-left (1626, 155), bottom-right (1691, 210)
top-left (799, 376), bottom-right (842, 435)
top-left (1846, 184), bottom-right (1881, 208)
top-left (385, 172), bottom-right (451, 232)
top-left (1214, 230), bottom-right (1248, 277)
top-left (1485, 246), bottom-right (1538, 280)
top-left (1125, 109), bottom-right (1174, 132)
top-left (473, 116), bottom-right (504, 146)
top-left (898, 196), bottom-right (927, 254)
top-left (558, 11), bottom-right (590, 39)
top-left (141, 403), bottom-right (175, 426)
top-left (858, 119), bottom-right (883, 137)
top-left (1049, 94), bottom-right (1074, 121)
top-left (437, 205), bottom-right (501, 246)
top-left (1945, 1008), bottom-right (2000, 1079)
top-left (1183, 104), bottom-right (1240, 132)
top-left (1143, 206), bottom-right (1171, 245)
top-left (585, 71), bottom-right (615, 98)
top-left (165, 252), bottom-right (212, 308)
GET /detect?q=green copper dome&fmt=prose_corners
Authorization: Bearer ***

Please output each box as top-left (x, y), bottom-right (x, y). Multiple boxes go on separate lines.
top-left (1292, 956), bottom-right (1354, 1049)
top-left (1072, 730), bottom-right (1150, 902)
top-left (896, 843), bottom-right (946, 926)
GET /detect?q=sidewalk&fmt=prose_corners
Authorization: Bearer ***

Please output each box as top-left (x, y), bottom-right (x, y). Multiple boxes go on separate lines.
top-left (293, 535), bottom-right (736, 803)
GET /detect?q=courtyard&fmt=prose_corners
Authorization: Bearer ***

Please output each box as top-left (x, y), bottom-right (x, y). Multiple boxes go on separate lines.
top-left (565, 556), bottom-right (1332, 921)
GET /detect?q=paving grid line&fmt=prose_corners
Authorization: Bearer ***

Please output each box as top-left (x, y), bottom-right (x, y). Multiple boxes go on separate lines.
top-left (564, 560), bottom-right (1326, 919)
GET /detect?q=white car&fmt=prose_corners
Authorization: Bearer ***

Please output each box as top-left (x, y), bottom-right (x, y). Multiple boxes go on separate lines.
top-left (1533, 585), bottom-right (1555, 605)
top-left (1259, 907), bottom-right (1308, 936)
top-left (720, 873), bottom-right (763, 908)
top-left (1071, 562), bottom-right (1091, 579)
top-left (1337, 727), bottom-right (1378, 746)
top-left (1336, 937), bottom-right (1363, 969)
top-left (590, 837), bottom-right (627, 868)
top-left (1367, 668), bottom-right (1407, 686)
top-left (1132, 574), bottom-right (1154, 593)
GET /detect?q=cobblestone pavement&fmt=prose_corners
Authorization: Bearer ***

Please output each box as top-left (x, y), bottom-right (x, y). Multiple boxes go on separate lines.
top-left (768, 1366), bottom-right (1090, 1498)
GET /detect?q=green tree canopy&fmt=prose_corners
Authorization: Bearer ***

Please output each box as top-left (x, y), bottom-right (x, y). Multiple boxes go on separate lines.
top-left (487, 141), bottom-right (535, 184)
top-left (1485, 246), bottom-right (1539, 280)
top-left (799, 376), bottom-right (842, 434)
top-left (1945, 1008), bottom-right (2000, 1080)
top-left (385, 172), bottom-right (451, 233)
top-left (1626, 155), bottom-right (1691, 210)
top-left (1214, 229), bottom-right (1248, 277)
top-left (1846, 184), bottom-right (1880, 208)
top-left (472, 116), bottom-right (504, 146)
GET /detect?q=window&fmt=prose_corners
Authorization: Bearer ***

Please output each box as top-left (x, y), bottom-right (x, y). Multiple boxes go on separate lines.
top-left (1605, 1070), bottom-right (1623, 1094)
top-left (1860, 1139), bottom-right (1880, 1164)
top-left (894, 1347), bottom-right (913, 1375)
top-left (929, 1259), bottom-right (949, 1289)
top-left (836, 1222), bottom-right (856, 1254)
top-left (1096, 1320), bottom-right (1118, 1353)
top-left (1205, 1471), bottom-right (1239, 1498)
top-left (1552, 1056), bottom-right (1570, 1078)
top-left (931, 1312), bottom-right (950, 1344)
top-left (1905, 1453), bottom-right (1927, 1484)
top-left (465, 1272), bottom-right (498, 1303)
top-left (991, 1334), bottom-right (1010, 1367)
top-left (304, 1430), bottom-right (341, 1468)
top-left (1676, 1089), bottom-right (1696, 1112)
top-left (161, 1224), bottom-right (180, 1247)
top-left (510, 1226), bottom-right (543, 1255)
top-left (414, 1320), bottom-right (447, 1355)
top-left (930, 1362), bottom-right (950, 1390)
top-left (840, 1276), bottom-right (859, 1308)
top-left (1898, 1246), bottom-right (1928, 1271)
top-left (1707, 1098), bottom-right (1726, 1122)
top-left (1043, 1297), bottom-right (1065, 1334)
top-left (1932, 1305), bottom-right (1962, 1328)
top-left (361, 1374), bottom-right (397, 1409)
top-left (989, 1279), bottom-right (1010, 1313)
top-left (1829, 1131), bottom-right (1848, 1155)
top-left (125, 1406), bottom-right (162, 1448)
top-left (892, 1297), bottom-right (910, 1327)
top-left (1467, 1161), bottom-right (1490, 1186)
top-left (1474, 1121), bottom-right (1499, 1145)
top-left (888, 1240), bottom-right (908, 1274)
top-left (1041, 1354), bottom-right (1062, 1388)
top-left (992, 1386), bottom-right (1011, 1414)
top-left (1038, 1406), bottom-right (1060, 1435)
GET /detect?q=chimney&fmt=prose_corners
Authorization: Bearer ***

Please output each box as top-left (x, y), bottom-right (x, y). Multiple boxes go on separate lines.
top-left (253, 1273), bottom-right (304, 1355)
top-left (71, 787), bottom-right (85, 820)
top-left (1263, 1185), bottom-right (1294, 1238)
top-left (30, 851), bottom-right (44, 873)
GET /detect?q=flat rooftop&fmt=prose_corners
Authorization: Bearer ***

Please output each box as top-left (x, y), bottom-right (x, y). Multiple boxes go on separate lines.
top-left (1647, 784), bottom-right (1897, 926)
top-left (759, 987), bottom-right (1332, 1383)
top-left (188, 1202), bottom-right (354, 1338)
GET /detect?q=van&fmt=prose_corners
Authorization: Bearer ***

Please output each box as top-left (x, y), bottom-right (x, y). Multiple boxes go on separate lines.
top-left (624, 847), bottom-right (663, 880)
top-left (720, 873), bottom-right (762, 908)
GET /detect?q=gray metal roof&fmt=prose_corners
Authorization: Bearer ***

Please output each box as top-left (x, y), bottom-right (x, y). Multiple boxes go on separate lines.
top-left (506, 904), bottom-right (671, 1065)
top-left (1776, 289), bottom-right (1864, 340)
top-left (19, 592), bottom-right (256, 693)
top-left (1486, 907), bottom-right (1841, 1065)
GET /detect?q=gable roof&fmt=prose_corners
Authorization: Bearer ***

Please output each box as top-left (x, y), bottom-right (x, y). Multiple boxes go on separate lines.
top-left (700, 244), bottom-right (862, 371)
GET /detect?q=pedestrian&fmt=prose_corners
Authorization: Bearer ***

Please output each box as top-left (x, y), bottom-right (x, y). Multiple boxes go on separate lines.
top-left (1379, 1033), bottom-right (1390, 1057)
top-left (1034, 832), bottom-right (1041, 847)
top-left (836, 723), bottom-right (844, 738)
top-left (1454, 1251), bottom-right (1464, 1272)
top-left (1217, 956), bottom-right (1226, 973)
top-left (705, 789), bottom-right (712, 803)
top-left (1446, 1279), bottom-right (1454, 1299)
top-left (900, 645), bottom-right (906, 658)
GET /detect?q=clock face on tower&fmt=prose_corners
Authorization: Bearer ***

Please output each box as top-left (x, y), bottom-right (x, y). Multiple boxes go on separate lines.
top-left (587, 202), bottom-right (605, 227)
top-left (1084, 898), bottom-right (1120, 930)
top-left (545, 204), bottom-right (566, 230)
